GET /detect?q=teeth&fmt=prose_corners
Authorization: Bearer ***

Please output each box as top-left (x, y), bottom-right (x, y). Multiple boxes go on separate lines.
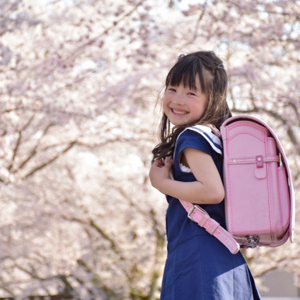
top-left (173, 109), bottom-right (187, 115)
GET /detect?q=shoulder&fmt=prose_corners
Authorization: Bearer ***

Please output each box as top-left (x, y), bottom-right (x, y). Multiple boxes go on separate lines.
top-left (175, 125), bottom-right (222, 157)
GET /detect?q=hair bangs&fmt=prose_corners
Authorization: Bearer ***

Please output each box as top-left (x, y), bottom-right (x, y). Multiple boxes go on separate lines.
top-left (165, 57), bottom-right (207, 94)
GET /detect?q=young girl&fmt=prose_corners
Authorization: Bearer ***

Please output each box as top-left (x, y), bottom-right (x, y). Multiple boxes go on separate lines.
top-left (149, 51), bottom-right (261, 300)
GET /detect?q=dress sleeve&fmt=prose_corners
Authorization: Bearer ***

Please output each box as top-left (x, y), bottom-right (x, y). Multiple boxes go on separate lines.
top-left (175, 129), bottom-right (214, 159)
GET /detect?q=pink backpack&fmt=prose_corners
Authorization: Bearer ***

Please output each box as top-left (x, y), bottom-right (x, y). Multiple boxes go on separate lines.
top-left (179, 115), bottom-right (295, 254)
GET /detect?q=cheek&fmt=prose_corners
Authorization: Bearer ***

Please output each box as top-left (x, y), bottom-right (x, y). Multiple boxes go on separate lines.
top-left (198, 98), bottom-right (208, 114)
top-left (162, 96), bottom-right (169, 111)
top-left (193, 103), bottom-right (206, 118)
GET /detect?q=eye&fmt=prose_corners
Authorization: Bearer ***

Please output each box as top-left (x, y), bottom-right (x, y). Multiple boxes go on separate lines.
top-left (168, 87), bottom-right (176, 92)
top-left (188, 92), bottom-right (197, 96)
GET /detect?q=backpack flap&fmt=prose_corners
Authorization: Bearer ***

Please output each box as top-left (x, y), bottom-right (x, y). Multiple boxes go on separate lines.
top-left (221, 115), bottom-right (295, 247)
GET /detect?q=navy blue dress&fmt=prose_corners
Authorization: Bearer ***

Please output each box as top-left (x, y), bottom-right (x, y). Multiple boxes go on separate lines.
top-left (160, 126), bottom-right (261, 300)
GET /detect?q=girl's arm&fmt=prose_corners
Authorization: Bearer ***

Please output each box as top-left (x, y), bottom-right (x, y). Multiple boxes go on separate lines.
top-left (149, 148), bottom-right (224, 204)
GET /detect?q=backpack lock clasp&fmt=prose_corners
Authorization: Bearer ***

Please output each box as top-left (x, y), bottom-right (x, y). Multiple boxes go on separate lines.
top-left (255, 155), bottom-right (266, 179)
top-left (255, 155), bottom-right (264, 168)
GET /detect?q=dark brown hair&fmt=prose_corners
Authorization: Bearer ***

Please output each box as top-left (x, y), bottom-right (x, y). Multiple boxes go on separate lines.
top-left (152, 51), bottom-right (231, 161)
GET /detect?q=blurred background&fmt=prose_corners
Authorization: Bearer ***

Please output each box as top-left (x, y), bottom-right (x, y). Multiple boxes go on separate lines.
top-left (0, 0), bottom-right (299, 299)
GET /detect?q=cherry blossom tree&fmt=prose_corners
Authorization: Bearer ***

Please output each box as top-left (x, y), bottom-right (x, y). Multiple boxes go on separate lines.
top-left (0, 0), bottom-right (299, 298)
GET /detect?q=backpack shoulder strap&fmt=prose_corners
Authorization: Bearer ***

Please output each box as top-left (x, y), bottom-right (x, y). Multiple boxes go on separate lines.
top-left (173, 125), bottom-right (240, 254)
top-left (179, 199), bottom-right (240, 254)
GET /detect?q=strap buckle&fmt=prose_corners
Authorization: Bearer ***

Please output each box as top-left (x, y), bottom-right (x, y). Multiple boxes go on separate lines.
top-left (188, 205), bottom-right (207, 223)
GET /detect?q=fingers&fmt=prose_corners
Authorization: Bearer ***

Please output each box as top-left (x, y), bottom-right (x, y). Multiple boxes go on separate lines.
top-left (152, 157), bottom-right (173, 168)
top-left (165, 156), bottom-right (174, 166)
top-left (153, 159), bottom-right (163, 167)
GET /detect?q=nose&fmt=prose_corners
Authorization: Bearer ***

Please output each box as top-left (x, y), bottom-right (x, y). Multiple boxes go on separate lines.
top-left (172, 93), bottom-right (185, 105)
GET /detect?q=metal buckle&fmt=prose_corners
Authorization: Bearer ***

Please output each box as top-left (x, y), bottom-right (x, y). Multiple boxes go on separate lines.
top-left (240, 236), bottom-right (259, 249)
top-left (246, 236), bottom-right (259, 248)
top-left (188, 205), bottom-right (206, 223)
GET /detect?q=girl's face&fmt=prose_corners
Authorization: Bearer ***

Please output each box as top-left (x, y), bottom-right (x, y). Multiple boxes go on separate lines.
top-left (163, 78), bottom-right (208, 126)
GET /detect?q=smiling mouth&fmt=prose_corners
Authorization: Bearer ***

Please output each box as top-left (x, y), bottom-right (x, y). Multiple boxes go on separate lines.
top-left (172, 109), bottom-right (187, 115)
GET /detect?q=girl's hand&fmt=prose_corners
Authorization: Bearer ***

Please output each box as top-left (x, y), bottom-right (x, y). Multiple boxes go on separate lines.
top-left (149, 157), bottom-right (173, 193)
top-left (149, 150), bottom-right (224, 204)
